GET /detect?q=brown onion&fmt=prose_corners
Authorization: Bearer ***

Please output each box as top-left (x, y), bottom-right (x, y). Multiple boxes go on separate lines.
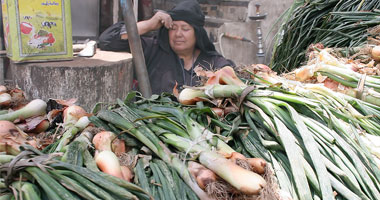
top-left (0, 120), bottom-right (37, 155)
top-left (120, 165), bottom-right (134, 182)
top-left (0, 93), bottom-right (11, 108)
top-left (247, 158), bottom-right (267, 174)
top-left (229, 152), bottom-right (246, 163)
top-left (63, 105), bottom-right (87, 124)
top-left (188, 161), bottom-right (217, 190)
top-left (211, 107), bottom-right (224, 117)
top-left (0, 85), bottom-right (7, 94)
top-left (372, 46), bottom-right (380, 61)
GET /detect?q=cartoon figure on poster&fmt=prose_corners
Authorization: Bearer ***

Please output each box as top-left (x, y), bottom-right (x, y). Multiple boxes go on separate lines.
top-left (20, 21), bottom-right (56, 49)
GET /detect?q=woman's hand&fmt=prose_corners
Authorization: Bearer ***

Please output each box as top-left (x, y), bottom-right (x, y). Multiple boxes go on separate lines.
top-left (148, 11), bottom-right (173, 30)
top-left (134, 10), bottom-right (173, 37)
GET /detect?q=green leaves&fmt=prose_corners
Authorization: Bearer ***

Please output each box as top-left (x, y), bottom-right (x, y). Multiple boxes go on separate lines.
top-left (271, 0), bottom-right (380, 72)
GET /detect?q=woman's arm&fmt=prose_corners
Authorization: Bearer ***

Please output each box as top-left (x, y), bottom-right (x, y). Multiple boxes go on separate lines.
top-left (122, 11), bottom-right (173, 39)
top-left (98, 11), bottom-right (172, 51)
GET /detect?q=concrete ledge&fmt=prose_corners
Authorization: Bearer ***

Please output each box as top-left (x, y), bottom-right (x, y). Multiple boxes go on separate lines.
top-left (11, 49), bottom-right (134, 111)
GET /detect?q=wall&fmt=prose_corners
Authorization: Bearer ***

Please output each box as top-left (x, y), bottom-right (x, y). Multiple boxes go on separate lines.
top-left (253, 0), bottom-right (294, 65)
top-left (202, 0), bottom-right (294, 66)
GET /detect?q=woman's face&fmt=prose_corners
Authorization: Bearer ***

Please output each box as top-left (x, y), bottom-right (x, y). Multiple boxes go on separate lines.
top-left (168, 21), bottom-right (196, 54)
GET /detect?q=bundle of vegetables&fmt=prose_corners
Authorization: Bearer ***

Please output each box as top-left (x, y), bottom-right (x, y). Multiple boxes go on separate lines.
top-left (324, 43), bottom-right (380, 64)
top-left (291, 48), bottom-right (380, 107)
top-left (84, 116), bottom-right (204, 200)
top-left (0, 85), bottom-right (49, 135)
top-left (253, 50), bottom-right (380, 138)
top-left (247, 67), bottom-right (380, 163)
top-left (0, 145), bottom-right (150, 200)
top-left (271, 0), bottom-right (380, 73)
top-left (0, 85), bottom-right (95, 156)
top-left (90, 91), bottom-right (281, 200)
top-left (43, 104), bottom-right (91, 153)
top-left (0, 120), bottom-right (39, 156)
top-left (133, 155), bottom-right (202, 200)
top-left (247, 63), bottom-right (380, 166)
top-left (176, 66), bottom-right (380, 200)
top-left (0, 86), bottom-right (26, 109)
top-left (0, 85), bottom-right (49, 155)
top-left (0, 86), bottom-right (152, 199)
top-left (91, 129), bottom-right (137, 182)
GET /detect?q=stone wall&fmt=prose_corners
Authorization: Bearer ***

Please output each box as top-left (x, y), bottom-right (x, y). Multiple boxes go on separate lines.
top-left (253, 0), bottom-right (294, 65)
top-left (202, 0), bottom-right (294, 66)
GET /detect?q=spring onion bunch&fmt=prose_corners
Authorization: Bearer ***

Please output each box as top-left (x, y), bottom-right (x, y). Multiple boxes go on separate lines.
top-left (0, 145), bottom-right (149, 200)
top-left (176, 66), bottom-right (380, 200)
top-left (271, 0), bottom-right (380, 73)
top-left (96, 96), bottom-right (272, 199)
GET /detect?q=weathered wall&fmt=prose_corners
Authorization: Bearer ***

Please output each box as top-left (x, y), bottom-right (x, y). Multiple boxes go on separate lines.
top-left (253, 0), bottom-right (294, 65)
top-left (202, 0), bottom-right (294, 66)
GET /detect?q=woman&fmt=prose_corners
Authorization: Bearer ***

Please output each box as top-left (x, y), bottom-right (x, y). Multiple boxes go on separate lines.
top-left (99, 0), bottom-right (235, 94)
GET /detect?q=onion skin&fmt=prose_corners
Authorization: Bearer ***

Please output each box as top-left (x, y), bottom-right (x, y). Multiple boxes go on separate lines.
top-left (92, 131), bottom-right (115, 151)
top-left (0, 93), bottom-right (11, 108)
top-left (224, 106), bottom-right (237, 115)
top-left (0, 85), bottom-right (7, 94)
top-left (295, 65), bottom-right (315, 82)
top-left (111, 137), bottom-right (126, 156)
top-left (178, 88), bottom-right (208, 105)
top-left (217, 66), bottom-right (246, 86)
top-left (92, 131), bottom-right (127, 180)
top-left (32, 119), bottom-right (50, 133)
top-left (188, 161), bottom-right (218, 190)
top-left (228, 152), bottom-right (246, 163)
top-left (205, 74), bottom-right (220, 86)
top-left (9, 88), bottom-right (25, 103)
top-left (211, 107), bottom-right (224, 117)
top-left (92, 131), bottom-right (125, 155)
top-left (0, 120), bottom-right (37, 155)
top-left (16, 118), bottom-right (50, 133)
top-left (247, 158), bottom-right (267, 174)
top-left (196, 169), bottom-right (218, 190)
top-left (205, 66), bottom-right (246, 87)
top-left (0, 120), bottom-right (18, 134)
top-left (63, 105), bottom-right (87, 124)
top-left (120, 165), bottom-right (134, 182)
top-left (372, 46), bottom-right (380, 61)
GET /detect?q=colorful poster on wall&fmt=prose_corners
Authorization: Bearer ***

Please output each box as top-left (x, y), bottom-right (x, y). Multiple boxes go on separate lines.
top-left (2, 0), bottom-right (72, 62)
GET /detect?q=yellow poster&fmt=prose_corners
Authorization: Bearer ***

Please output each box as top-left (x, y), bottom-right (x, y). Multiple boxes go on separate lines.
top-left (2, 0), bottom-right (72, 62)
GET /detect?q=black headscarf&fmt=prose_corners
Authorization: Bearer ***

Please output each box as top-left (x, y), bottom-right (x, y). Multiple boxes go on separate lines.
top-left (158, 0), bottom-right (220, 56)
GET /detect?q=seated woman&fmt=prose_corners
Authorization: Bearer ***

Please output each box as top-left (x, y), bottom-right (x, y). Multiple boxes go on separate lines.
top-left (99, 0), bottom-right (235, 94)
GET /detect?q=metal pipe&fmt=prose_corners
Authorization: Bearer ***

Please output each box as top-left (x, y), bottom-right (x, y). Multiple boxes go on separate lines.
top-left (0, 7), bottom-right (4, 84)
top-left (120, 0), bottom-right (152, 97)
top-left (255, 4), bottom-right (265, 64)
